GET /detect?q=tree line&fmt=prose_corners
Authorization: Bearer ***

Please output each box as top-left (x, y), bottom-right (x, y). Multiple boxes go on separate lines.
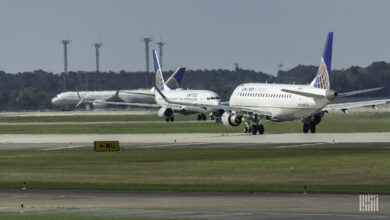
top-left (0, 61), bottom-right (389, 110)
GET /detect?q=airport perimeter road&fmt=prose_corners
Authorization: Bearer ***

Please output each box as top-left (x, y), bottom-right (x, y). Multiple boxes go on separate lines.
top-left (0, 110), bottom-right (156, 117)
top-left (0, 120), bottom-right (212, 126)
top-left (0, 189), bottom-right (388, 219)
top-left (0, 132), bottom-right (389, 145)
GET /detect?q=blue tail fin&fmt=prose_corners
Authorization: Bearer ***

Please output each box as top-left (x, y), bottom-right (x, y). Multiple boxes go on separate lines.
top-left (153, 49), bottom-right (166, 91)
top-left (310, 32), bottom-right (333, 89)
top-left (165, 67), bottom-right (186, 90)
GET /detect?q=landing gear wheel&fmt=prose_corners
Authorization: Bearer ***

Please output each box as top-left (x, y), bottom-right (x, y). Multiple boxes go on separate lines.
top-left (310, 124), bottom-right (316, 133)
top-left (201, 114), bottom-right (207, 120)
top-left (165, 118), bottom-right (170, 122)
top-left (197, 115), bottom-right (201, 121)
top-left (303, 124), bottom-right (309, 133)
top-left (251, 125), bottom-right (258, 135)
top-left (258, 124), bottom-right (264, 134)
top-left (170, 117), bottom-right (174, 122)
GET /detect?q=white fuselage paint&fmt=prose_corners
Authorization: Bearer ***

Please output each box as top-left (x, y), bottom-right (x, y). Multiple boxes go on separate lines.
top-left (51, 89), bottom-right (155, 108)
top-left (155, 89), bottom-right (220, 115)
top-left (230, 83), bottom-right (331, 121)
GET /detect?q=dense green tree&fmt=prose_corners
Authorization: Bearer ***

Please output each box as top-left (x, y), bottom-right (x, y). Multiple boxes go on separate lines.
top-left (0, 61), bottom-right (389, 110)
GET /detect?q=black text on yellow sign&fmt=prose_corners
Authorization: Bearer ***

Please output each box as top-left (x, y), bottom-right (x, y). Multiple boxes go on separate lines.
top-left (94, 141), bottom-right (120, 152)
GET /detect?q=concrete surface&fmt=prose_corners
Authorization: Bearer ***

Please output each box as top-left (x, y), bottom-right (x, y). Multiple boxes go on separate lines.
top-left (0, 190), bottom-right (388, 219)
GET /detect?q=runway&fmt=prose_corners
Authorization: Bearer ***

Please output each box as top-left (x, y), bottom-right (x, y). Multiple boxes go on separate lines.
top-left (0, 132), bottom-right (389, 145)
top-left (0, 189), bottom-right (388, 219)
top-left (0, 120), bottom-right (212, 126)
top-left (0, 110), bottom-right (156, 117)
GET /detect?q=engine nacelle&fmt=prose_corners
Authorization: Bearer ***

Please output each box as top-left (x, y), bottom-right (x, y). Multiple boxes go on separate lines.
top-left (93, 102), bottom-right (107, 109)
top-left (221, 112), bottom-right (241, 127)
top-left (158, 107), bottom-right (174, 118)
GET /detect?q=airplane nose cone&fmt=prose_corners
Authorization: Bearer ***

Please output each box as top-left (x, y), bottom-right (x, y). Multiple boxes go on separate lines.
top-left (51, 97), bottom-right (59, 105)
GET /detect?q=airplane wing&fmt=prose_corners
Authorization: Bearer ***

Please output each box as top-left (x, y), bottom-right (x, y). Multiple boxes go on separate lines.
top-left (154, 87), bottom-right (272, 117)
top-left (323, 99), bottom-right (390, 112)
top-left (76, 97), bottom-right (160, 108)
top-left (120, 91), bottom-right (155, 97)
top-left (92, 100), bottom-right (160, 108)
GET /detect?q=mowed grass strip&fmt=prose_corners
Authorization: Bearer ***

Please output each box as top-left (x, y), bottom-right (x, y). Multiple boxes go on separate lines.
top-left (0, 112), bottom-right (389, 134)
top-left (0, 117), bottom-right (388, 134)
top-left (0, 113), bottom-right (194, 123)
top-left (0, 214), bottom-right (184, 220)
top-left (0, 148), bottom-right (389, 193)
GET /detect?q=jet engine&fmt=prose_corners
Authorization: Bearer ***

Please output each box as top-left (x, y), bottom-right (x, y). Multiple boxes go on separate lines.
top-left (93, 101), bottom-right (107, 109)
top-left (221, 112), bottom-right (241, 127)
top-left (158, 107), bottom-right (174, 118)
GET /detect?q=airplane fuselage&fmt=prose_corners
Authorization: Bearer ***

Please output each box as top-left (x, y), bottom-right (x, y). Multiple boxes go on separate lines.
top-left (51, 89), bottom-right (155, 108)
top-left (230, 83), bottom-right (331, 121)
top-left (155, 89), bottom-right (220, 115)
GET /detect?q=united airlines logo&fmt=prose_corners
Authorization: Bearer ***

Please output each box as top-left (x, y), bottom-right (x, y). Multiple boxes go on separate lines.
top-left (314, 58), bottom-right (330, 90)
top-left (359, 194), bottom-right (379, 212)
top-left (165, 79), bottom-right (179, 90)
top-left (155, 69), bottom-right (164, 90)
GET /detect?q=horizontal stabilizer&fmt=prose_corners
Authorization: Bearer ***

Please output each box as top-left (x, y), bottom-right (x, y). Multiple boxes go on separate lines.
top-left (337, 87), bottom-right (383, 98)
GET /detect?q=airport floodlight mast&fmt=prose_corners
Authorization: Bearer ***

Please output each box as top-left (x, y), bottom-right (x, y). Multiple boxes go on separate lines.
top-left (143, 37), bottom-right (153, 73)
top-left (94, 43), bottom-right (103, 73)
top-left (143, 37), bottom-right (152, 87)
top-left (61, 40), bottom-right (71, 91)
top-left (156, 41), bottom-right (166, 68)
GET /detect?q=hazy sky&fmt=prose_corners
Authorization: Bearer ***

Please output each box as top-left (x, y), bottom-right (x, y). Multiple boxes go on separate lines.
top-left (0, 0), bottom-right (389, 75)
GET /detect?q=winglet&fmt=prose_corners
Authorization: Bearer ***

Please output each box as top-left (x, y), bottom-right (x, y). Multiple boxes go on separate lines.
top-left (310, 32), bottom-right (333, 89)
top-left (153, 49), bottom-right (165, 91)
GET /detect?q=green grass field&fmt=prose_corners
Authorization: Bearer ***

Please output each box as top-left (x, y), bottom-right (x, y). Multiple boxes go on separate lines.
top-left (0, 113), bottom-right (194, 123)
top-left (0, 147), bottom-right (389, 194)
top-left (0, 112), bottom-right (389, 134)
top-left (0, 214), bottom-right (183, 220)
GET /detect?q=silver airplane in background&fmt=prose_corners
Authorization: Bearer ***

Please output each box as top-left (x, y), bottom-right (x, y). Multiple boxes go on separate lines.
top-left (51, 67), bottom-right (185, 110)
top-left (78, 50), bottom-right (223, 121)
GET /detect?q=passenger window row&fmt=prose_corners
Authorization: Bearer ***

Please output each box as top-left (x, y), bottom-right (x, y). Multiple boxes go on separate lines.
top-left (238, 92), bottom-right (292, 98)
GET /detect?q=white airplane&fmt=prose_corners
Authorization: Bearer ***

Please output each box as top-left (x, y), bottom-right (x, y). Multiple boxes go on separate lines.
top-left (155, 32), bottom-right (389, 134)
top-left (51, 67), bottom-right (185, 110)
top-left (82, 49), bottom-right (222, 121)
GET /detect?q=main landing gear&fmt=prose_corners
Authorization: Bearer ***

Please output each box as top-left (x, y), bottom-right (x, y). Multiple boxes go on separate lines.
top-left (165, 117), bottom-right (174, 122)
top-left (197, 114), bottom-right (207, 121)
top-left (244, 123), bottom-right (264, 135)
top-left (303, 123), bottom-right (316, 133)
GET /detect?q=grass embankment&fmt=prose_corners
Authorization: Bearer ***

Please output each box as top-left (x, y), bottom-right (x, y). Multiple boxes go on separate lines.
top-left (0, 147), bottom-right (389, 194)
top-left (0, 112), bottom-right (389, 134)
top-left (0, 214), bottom-right (181, 220)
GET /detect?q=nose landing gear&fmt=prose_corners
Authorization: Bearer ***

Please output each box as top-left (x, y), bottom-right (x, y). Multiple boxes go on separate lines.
top-left (197, 114), bottom-right (207, 121)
